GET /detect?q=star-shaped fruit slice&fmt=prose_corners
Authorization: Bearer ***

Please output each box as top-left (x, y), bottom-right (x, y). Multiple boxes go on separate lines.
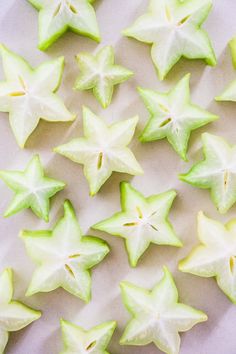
top-left (60, 319), bottom-right (116, 354)
top-left (74, 45), bottom-right (133, 108)
top-left (139, 74), bottom-right (218, 160)
top-left (179, 212), bottom-right (236, 304)
top-left (120, 267), bottom-right (207, 354)
top-left (20, 200), bottom-right (109, 301)
top-left (28, 0), bottom-right (100, 50)
top-left (0, 268), bottom-right (41, 354)
top-left (180, 133), bottom-right (236, 214)
top-left (123, 0), bottom-right (216, 80)
top-left (0, 44), bottom-right (75, 147)
top-left (0, 154), bottom-right (65, 221)
top-left (215, 37), bottom-right (236, 101)
top-left (93, 182), bottom-right (182, 267)
top-left (55, 107), bottom-right (143, 196)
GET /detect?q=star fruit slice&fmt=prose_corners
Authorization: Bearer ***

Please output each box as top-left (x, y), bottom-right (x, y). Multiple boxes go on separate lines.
top-left (139, 74), bottom-right (218, 160)
top-left (28, 0), bottom-right (100, 51)
top-left (0, 268), bottom-right (41, 354)
top-left (74, 45), bottom-right (133, 108)
top-left (179, 211), bottom-right (236, 304)
top-left (215, 37), bottom-right (236, 101)
top-left (123, 0), bottom-right (216, 80)
top-left (93, 182), bottom-right (182, 267)
top-left (55, 107), bottom-right (143, 196)
top-left (0, 44), bottom-right (75, 147)
top-left (0, 154), bottom-right (65, 221)
top-left (180, 133), bottom-right (236, 214)
top-left (20, 200), bottom-right (109, 301)
top-left (60, 319), bottom-right (116, 354)
top-left (120, 266), bottom-right (207, 354)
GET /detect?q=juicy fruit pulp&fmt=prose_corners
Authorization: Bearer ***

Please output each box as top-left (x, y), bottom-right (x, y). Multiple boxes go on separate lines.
top-left (20, 200), bottom-right (109, 301)
top-left (93, 182), bottom-right (182, 267)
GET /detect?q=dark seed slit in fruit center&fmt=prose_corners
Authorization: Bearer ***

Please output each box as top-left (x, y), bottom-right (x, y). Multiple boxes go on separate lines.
top-left (224, 171), bottom-right (229, 189)
top-left (9, 91), bottom-right (26, 97)
top-left (9, 76), bottom-right (27, 96)
top-left (65, 264), bottom-right (75, 278)
top-left (97, 152), bottom-right (103, 170)
top-left (69, 254), bottom-right (80, 259)
top-left (123, 222), bottom-right (138, 227)
top-left (230, 256), bottom-right (236, 273)
top-left (67, 1), bottom-right (78, 14)
top-left (160, 118), bottom-right (172, 128)
top-left (149, 224), bottom-right (158, 231)
top-left (86, 341), bottom-right (97, 351)
top-left (53, 3), bottom-right (62, 17)
top-left (178, 15), bottom-right (191, 26)
top-left (136, 206), bottom-right (143, 219)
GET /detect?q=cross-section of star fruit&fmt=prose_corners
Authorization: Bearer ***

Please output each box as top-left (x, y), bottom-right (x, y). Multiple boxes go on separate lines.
top-left (180, 133), bottom-right (236, 214)
top-left (20, 200), bottom-right (109, 301)
top-left (54, 107), bottom-right (143, 196)
top-left (120, 267), bottom-right (207, 354)
top-left (74, 45), bottom-right (133, 108)
top-left (93, 182), bottom-right (182, 267)
top-left (215, 37), bottom-right (236, 102)
top-left (139, 74), bottom-right (218, 160)
top-left (0, 268), bottom-right (41, 354)
top-left (60, 319), bottom-right (116, 354)
top-left (123, 0), bottom-right (216, 80)
top-left (0, 44), bottom-right (75, 148)
top-left (0, 154), bottom-right (65, 222)
top-left (28, 0), bottom-right (100, 50)
top-left (179, 212), bottom-right (236, 304)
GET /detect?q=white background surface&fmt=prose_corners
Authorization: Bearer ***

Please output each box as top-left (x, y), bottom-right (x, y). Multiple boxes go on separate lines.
top-left (1, 0), bottom-right (236, 353)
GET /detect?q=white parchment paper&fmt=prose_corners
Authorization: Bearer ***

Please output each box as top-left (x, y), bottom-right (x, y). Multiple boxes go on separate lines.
top-left (1, 1), bottom-right (236, 353)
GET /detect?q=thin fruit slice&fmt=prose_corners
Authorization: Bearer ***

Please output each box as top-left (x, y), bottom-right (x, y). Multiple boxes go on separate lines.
top-left (139, 74), bottom-right (218, 160)
top-left (74, 45), bottom-right (133, 108)
top-left (60, 319), bottom-right (116, 354)
top-left (180, 133), bottom-right (236, 214)
top-left (215, 37), bottom-right (236, 101)
top-left (0, 154), bottom-right (65, 221)
top-left (20, 200), bottom-right (109, 301)
top-left (120, 267), bottom-right (207, 354)
top-left (28, 0), bottom-right (100, 50)
top-left (93, 182), bottom-right (182, 267)
top-left (0, 44), bottom-right (75, 147)
top-left (179, 212), bottom-right (236, 304)
top-left (0, 268), bottom-right (41, 354)
top-left (123, 0), bottom-right (216, 80)
top-left (55, 107), bottom-right (143, 196)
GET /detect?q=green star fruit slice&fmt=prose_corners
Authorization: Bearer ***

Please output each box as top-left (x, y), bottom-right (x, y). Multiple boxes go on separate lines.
top-left (0, 268), bottom-right (41, 354)
top-left (20, 200), bottom-right (109, 301)
top-left (120, 266), bottom-right (207, 354)
top-left (139, 74), bottom-right (218, 160)
top-left (0, 154), bottom-right (65, 221)
top-left (0, 44), bottom-right (75, 147)
top-left (180, 133), bottom-right (236, 214)
top-left (215, 37), bottom-right (236, 101)
top-left (74, 45), bottom-right (133, 108)
top-left (28, 0), bottom-right (100, 51)
top-left (93, 182), bottom-right (182, 267)
top-left (179, 211), bottom-right (236, 304)
top-left (55, 107), bottom-right (143, 196)
top-left (123, 0), bottom-right (216, 80)
top-left (60, 319), bottom-right (116, 354)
